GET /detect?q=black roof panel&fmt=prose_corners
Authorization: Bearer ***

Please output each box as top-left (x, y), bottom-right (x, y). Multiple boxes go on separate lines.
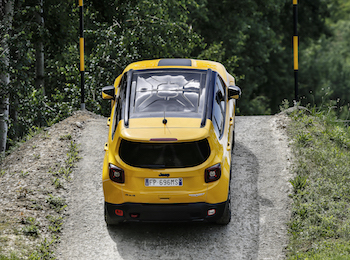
top-left (158, 59), bottom-right (192, 67)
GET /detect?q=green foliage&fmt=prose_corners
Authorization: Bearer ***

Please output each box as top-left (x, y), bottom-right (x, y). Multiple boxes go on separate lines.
top-left (19, 171), bottom-right (29, 178)
top-left (46, 195), bottom-right (66, 213)
top-left (0, 253), bottom-right (21, 260)
top-left (22, 217), bottom-right (40, 238)
top-left (191, 0), bottom-right (330, 115)
top-left (289, 174), bottom-right (308, 194)
top-left (299, 1), bottom-right (350, 118)
top-left (66, 141), bottom-right (80, 168)
top-left (28, 238), bottom-right (56, 260)
top-left (289, 240), bottom-right (350, 260)
top-left (84, 0), bottom-right (205, 115)
top-left (50, 140), bottom-right (80, 189)
top-left (59, 134), bottom-right (72, 141)
top-left (287, 107), bottom-right (350, 259)
top-left (5, 0), bottom-right (80, 148)
top-left (51, 177), bottom-right (63, 189)
top-left (46, 215), bottom-right (63, 233)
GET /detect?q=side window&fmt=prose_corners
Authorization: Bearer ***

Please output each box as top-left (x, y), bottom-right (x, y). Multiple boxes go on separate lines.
top-left (212, 75), bottom-right (226, 138)
top-left (112, 73), bottom-right (127, 139)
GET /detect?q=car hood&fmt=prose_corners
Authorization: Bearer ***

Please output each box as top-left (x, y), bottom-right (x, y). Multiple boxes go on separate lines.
top-left (119, 118), bottom-right (211, 142)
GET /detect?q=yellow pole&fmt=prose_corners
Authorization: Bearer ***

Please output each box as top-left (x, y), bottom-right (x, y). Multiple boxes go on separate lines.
top-left (293, 0), bottom-right (298, 102)
top-left (80, 38), bottom-right (84, 72)
top-left (79, 0), bottom-right (85, 109)
top-left (293, 36), bottom-right (298, 71)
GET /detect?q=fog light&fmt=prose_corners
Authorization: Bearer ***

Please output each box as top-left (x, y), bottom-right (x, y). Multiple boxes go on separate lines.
top-left (115, 209), bottom-right (123, 216)
top-left (207, 209), bottom-right (216, 216)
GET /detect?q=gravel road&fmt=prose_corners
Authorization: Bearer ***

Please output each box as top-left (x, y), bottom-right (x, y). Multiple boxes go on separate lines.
top-left (56, 115), bottom-right (292, 260)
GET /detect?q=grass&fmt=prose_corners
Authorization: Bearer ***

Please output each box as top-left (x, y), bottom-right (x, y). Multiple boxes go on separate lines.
top-left (28, 238), bottom-right (56, 260)
top-left (0, 136), bottom-right (80, 259)
top-left (0, 254), bottom-right (21, 260)
top-left (22, 217), bottom-right (40, 238)
top-left (46, 194), bottom-right (67, 213)
top-left (46, 215), bottom-right (63, 233)
top-left (4, 126), bottom-right (44, 157)
top-left (286, 106), bottom-right (350, 259)
top-left (66, 141), bottom-right (80, 168)
top-left (30, 200), bottom-right (43, 211)
top-left (50, 140), bottom-right (80, 188)
top-left (59, 134), bottom-right (72, 141)
top-left (51, 177), bottom-right (63, 189)
top-left (19, 171), bottom-right (29, 178)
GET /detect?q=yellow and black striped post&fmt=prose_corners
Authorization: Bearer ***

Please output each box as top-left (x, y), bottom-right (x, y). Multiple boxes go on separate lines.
top-left (79, 0), bottom-right (85, 110)
top-left (293, 0), bottom-right (299, 102)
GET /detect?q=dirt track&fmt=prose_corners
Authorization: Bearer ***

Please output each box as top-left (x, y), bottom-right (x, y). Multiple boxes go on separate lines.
top-left (56, 115), bottom-right (292, 260)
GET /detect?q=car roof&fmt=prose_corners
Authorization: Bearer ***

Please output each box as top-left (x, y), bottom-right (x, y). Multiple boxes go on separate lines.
top-left (122, 59), bottom-right (235, 86)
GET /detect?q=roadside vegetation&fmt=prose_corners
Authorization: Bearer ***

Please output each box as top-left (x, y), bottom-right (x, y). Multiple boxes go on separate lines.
top-left (285, 104), bottom-right (350, 259)
top-left (0, 118), bottom-right (82, 260)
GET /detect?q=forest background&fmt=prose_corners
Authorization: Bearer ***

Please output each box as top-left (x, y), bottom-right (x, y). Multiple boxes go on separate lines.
top-left (1, 0), bottom-right (350, 155)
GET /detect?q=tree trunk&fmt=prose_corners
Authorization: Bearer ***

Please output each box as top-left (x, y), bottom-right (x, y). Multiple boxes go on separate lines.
top-left (0, 0), bottom-right (13, 157)
top-left (0, 97), bottom-right (9, 157)
top-left (35, 0), bottom-right (45, 96)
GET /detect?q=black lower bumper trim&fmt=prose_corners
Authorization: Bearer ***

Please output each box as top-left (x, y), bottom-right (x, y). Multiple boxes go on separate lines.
top-left (105, 201), bottom-right (226, 223)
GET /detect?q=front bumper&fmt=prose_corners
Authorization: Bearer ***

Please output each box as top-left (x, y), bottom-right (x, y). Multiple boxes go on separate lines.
top-left (105, 201), bottom-right (226, 223)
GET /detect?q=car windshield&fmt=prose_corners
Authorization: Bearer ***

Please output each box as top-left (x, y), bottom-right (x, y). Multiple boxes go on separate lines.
top-left (119, 139), bottom-right (210, 168)
top-left (129, 70), bottom-right (207, 118)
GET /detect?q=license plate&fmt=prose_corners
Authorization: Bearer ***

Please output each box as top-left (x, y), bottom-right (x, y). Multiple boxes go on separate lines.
top-left (145, 178), bottom-right (183, 187)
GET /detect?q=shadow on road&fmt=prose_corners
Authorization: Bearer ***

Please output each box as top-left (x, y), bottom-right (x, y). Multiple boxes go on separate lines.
top-left (106, 142), bottom-right (260, 260)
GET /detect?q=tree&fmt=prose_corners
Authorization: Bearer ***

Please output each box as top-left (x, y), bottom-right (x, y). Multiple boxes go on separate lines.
top-left (34, 0), bottom-right (45, 95)
top-left (83, 0), bottom-right (204, 114)
top-left (7, 0), bottom-right (79, 141)
top-left (298, 0), bottom-right (350, 115)
top-left (190, 0), bottom-right (330, 114)
top-left (0, 0), bottom-right (13, 157)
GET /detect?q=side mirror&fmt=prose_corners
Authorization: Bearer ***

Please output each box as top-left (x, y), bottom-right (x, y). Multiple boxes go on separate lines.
top-left (102, 85), bottom-right (115, 100)
top-left (228, 85), bottom-right (241, 100)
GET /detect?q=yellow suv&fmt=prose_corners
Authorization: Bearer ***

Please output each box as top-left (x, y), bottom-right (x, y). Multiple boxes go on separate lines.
top-left (102, 59), bottom-right (241, 225)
